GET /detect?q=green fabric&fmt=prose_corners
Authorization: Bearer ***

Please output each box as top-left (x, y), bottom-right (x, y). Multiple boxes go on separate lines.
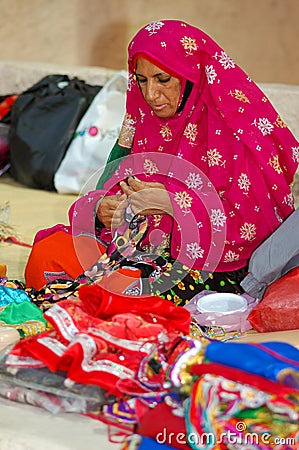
top-left (0, 301), bottom-right (47, 325)
top-left (96, 140), bottom-right (131, 190)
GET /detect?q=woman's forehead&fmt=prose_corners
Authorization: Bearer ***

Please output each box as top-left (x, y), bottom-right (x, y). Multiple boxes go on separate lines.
top-left (136, 58), bottom-right (168, 74)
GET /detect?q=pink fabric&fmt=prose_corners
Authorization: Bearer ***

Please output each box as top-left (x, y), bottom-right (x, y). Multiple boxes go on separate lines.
top-left (110, 19), bottom-right (298, 271)
top-left (39, 20), bottom-right (299, 275)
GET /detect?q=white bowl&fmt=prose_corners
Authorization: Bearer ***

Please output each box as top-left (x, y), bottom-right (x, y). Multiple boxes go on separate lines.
top-left (196, 292), bottom-right (248, 314)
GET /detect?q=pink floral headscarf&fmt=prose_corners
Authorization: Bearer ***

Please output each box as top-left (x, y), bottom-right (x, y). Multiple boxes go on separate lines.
top-left (72, 20), bottom-right (299, 274)
top-left (108, 19), bottom-right (298, 272)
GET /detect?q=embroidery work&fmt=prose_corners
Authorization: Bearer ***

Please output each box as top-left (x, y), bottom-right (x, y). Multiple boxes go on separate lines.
top-left (118, 113), bottom-right (136, 148)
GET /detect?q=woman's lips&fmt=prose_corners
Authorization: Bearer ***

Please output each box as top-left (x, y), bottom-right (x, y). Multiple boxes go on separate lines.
top-left (152, 104), bottom-right (167, 112)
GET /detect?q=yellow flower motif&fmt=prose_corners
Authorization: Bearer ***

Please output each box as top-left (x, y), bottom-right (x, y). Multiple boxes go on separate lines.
top-left (177, 282), bottom-right (186, 290)
top-left (229, 89), bottom-right (250, 103)
top-left (173, 295), bottom-right (181, 306)
top-left (152, 215), bottom-right (162, 227)
top-left (160, 124), bottom-right (172, 141)
top-left (268, 155), bottom-right (283, 174)
top-left (180, 36), bottom-right (198, 55)
top-left (184, 123), bottom-right (198, 144)
top-left (189, 270), bottom-right (201, 281)
top-left (174, 191), bottom-right (193, 209)
top-left (240, 222), bottom-right (256, 241)
top-left (144, 159), bottom-right (159, 176)
top-left (275, 115), bottom-right (287, 128)
top-left (207, 148), bottom-right (225, 167)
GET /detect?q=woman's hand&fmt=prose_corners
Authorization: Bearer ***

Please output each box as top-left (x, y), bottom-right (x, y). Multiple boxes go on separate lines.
top-left (96, 193), bottom-right (128, 228)
top-left (120, 177), bottom-right (173, 216)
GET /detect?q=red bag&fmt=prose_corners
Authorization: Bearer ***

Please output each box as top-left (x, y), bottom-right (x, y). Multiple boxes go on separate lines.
top-left (0, 94), bottom-right (18, 120)
top-left (248, 266), bottom-right (299, 332)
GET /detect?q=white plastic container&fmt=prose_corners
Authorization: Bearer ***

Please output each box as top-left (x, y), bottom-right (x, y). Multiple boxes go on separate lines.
top-left (196, 292), bottom-right (248, 315)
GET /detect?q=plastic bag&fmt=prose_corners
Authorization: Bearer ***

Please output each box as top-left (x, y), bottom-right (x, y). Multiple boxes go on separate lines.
top-left (54, 71), bottom-right (127, 194)
top-left (9, 74), bottom-right (101, 190)
top-left (248, 266), bottom-right (299, 332)
top-left (0, 346), bottom-right (115, 414)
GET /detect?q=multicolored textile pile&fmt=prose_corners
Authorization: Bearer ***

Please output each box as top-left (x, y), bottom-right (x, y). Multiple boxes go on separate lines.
top-left (0, 278), bottom-right (297, 449)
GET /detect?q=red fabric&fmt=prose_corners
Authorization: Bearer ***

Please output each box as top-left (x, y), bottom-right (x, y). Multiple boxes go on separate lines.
top-left (9, 329), bottom-right (63, 372)
top-left (78, 283), bottom-right (191, 334)
top-left (137, 401), bottom-right (190, 450)
top-left (190, 362), bottom-right (297, 396)
top-left (100, 267), bottom-right (142, 293)
top-left (248, 266), bottom-right (299, 332)
top-left (8, 298), bottom-right (175, 396)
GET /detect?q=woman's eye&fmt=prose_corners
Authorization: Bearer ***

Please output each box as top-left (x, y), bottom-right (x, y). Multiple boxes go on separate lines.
top-left (137, 77), bottom-right (147, 84)
top-left (158, 77), bottom-right (171, 83)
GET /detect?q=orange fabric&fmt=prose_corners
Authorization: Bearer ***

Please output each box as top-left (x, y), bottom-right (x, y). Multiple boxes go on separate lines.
top-left (25, 231), bottom-right (105, 290)
top-left (0, 264), bottom-right (7, 277)
top-left (100, 268), bottom-right (142, 293)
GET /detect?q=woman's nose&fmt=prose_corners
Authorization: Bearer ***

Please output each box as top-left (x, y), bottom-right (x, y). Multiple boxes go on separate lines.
top-left (145, 80), bottom-right (159, 102)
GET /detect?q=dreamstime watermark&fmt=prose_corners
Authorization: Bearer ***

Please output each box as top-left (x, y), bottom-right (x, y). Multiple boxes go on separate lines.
top-left (156, 422), bottom-right (298, 447)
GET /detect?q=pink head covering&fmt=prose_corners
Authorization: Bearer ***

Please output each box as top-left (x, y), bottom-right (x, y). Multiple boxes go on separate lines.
top-left (68, 20), bottom-right (298, 276)
top-left (111, 20), bottom-right (299, 272)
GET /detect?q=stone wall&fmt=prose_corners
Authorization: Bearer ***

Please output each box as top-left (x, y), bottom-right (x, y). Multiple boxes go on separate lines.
top-left (0, 0), bottom-right (298, 85)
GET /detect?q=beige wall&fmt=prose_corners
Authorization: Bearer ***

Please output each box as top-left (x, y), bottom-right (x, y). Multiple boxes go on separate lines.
top-left (0, 0), bottom-right (298, 84)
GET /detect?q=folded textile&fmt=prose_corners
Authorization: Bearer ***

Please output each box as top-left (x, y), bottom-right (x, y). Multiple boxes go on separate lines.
top-left (0, 264), bottom-right (6, 277)
top-left (0, 286), bottom-right (31, 307)
top-left (187, 362), bottom-right (299, 450)
top-left (0, 301), bottom-right (47, 337)
top-left (6, 298), bottom-right (182, 398)
top-left (204, 340), bottom-right (299, 386)
top-left (241, 208), bottom-right (299, 299)
top-left (78, 283), bottom-right (191, 335)
top-left (0, 346), bottom-right (115, 414)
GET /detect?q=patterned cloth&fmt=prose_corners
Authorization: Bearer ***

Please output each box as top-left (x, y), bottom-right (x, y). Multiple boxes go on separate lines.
top-left (187, 363), bottom-right (299, 450)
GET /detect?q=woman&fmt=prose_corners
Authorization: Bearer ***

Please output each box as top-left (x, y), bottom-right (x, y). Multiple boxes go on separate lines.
top-left (25, 20), bottom-right (299, 305)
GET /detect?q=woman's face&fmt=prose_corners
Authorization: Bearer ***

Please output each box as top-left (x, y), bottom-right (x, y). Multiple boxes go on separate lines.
top-left (135, 58), bottom-right (181, 118)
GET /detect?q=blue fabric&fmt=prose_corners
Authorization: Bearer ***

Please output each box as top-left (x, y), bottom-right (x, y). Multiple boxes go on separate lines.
top-left (137, 436), bottom-right (178, 449)
top-left (205, 340), bottom-right (299, 381)
top-left (0, 286), bottom-right (31, 307)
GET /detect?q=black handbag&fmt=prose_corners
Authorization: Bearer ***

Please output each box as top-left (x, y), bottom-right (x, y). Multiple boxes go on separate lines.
top-left (9, 74), bottom-right (101, 190)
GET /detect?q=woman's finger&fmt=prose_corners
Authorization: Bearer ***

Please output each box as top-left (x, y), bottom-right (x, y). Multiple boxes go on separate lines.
top-left (120, 181), bottom-right (134, 196)
top-left (126, 177), bottom-right (144, 191)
